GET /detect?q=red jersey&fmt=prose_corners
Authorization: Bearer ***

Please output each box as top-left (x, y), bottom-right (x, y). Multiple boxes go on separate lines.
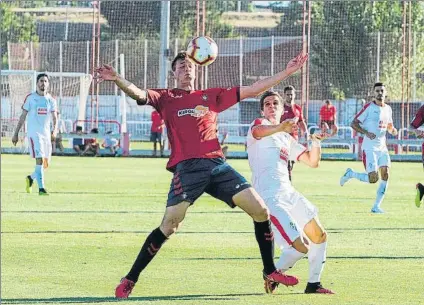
top-left (144, 87), bottom-right (240, 171)
top-left (280, 103), bottom-right (304, 140)
top-left (411, 104), bottom-right (424, 129)
top-left (320, 105), bottom-right (336, 121)
top-left (151, 110), bottom-right (164, 133)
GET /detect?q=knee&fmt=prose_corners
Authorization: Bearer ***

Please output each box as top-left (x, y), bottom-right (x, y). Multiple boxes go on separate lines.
top-left (381, 169), bottom-right (389, 181)
top-left (309, 231), bottom-right (327, 244)
top-left (254, 206), bottom-right (270, 222)
top-left (160, 217), bottom-right (183, 237)
top-left (368, 172), bottom-right (379, 184)
top-left (292, 237), bottom-right (308, 254)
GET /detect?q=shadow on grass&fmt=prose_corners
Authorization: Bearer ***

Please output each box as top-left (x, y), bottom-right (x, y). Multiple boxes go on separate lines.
top-left (2, 292), bottom-right (271, 304)
top-left (176, 255), bottom-right (424, 261)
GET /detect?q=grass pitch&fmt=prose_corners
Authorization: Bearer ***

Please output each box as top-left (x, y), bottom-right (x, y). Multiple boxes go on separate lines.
top-left (1, 155), bottom-right (423, 305)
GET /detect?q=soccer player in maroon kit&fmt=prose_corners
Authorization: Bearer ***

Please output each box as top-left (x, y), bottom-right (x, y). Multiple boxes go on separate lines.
top-left (280, 85), bottom-right (308, 181)
top-left (96, 51), bottom-right (308, 298)
top-left (150, 110), bottom-right (164, 156)
top-left (410, 104), bottom-right (424, 207)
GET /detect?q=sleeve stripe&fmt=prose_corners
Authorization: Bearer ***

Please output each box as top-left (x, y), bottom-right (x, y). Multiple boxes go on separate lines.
top-left (296, 147), bottom-right (308, 161)
top-left (354, 103), bottom-right (371, 120)
top-left (21, 93), bottom-right (32, 110)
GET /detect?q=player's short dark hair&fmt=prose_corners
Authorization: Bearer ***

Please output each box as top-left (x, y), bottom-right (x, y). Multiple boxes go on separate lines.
top-left (36, 73), bottom-right (49, 82)
top-left (76, 126), bottom-right (83, 132)
top-left (259, 91), bottom-right (283, 111)
top-left (283, 85), bottom-right (295, 93)
top-left (91, 128), bottom-right (99, 133)
top-left (374, 82), bottom-right (384, 88)
top-left (171, 51), bottom-right (188, 72)
top-left (325, 99), bottom-right (331, 104)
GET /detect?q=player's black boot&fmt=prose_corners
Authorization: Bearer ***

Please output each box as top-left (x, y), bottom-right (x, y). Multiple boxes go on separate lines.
top-left (415, 183), bottom-right (424, 207)
top-left (26, 175), bottom-right (34, 193)
top-left (39, 188), bottom-right (49, 196)
top-left (305, 282), bottom-right (335, 294)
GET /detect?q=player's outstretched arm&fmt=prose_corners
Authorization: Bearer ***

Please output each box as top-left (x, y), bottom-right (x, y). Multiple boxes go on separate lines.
top-left (252, 120), bottom-right (296, 139)
top-left (95, 65), bottom-right (148, 104)
top-left (51, 111), bottom-right (58, 140)
top-left (298, 136), bottom-right (322, 168)
top-left (12, 110), bottom-right (28, 146)
top-left (239, 53), bottom-right (308, 100)
top-left (351, 118), bottom-right (375, 140)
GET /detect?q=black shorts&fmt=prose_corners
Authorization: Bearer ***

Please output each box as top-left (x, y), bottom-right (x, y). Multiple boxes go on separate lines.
top-left (167, 158), bottom-right (251, 208)
top-left (150, 131), bottom-right (162, 142)
top-left (321, 120), bottom-right (335, 129)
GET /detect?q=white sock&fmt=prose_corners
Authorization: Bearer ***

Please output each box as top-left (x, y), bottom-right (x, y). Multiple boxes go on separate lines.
top-left (275, 246), bottom-right (306, 272)
top-left (35, 165), bottom-right (45, 189)
top-left (349, 170), bottom-right (369, 183)
top-left (373, 180), bottom-right (388, 209)
top-left (308, 241), bottom-right (327, 283)
top-left (30, 169), bottom-right (37, 180)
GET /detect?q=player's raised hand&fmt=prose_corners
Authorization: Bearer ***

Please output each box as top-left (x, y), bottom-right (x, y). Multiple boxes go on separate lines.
top-left (391, 127), bottom-right (398, 137)
top-left (12, 134), bottom-right (19, 146)
top-left (285, 53), bottom-right (309, 76)
top-left (95, 64), bottom-right (118, 83)
top-left (279, 119), bottom-right (296, 133)
top-left (366, 131), bottom-right (376, 140)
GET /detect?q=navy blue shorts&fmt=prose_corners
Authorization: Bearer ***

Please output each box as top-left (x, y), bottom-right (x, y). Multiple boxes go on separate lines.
top-left (167, 158), bottom-right (251, 208)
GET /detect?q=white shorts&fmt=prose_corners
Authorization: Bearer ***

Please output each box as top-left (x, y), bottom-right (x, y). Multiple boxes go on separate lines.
top-left (28, 134), bottom-right (52, 161)
top-left (265, 189), bottom-right (318, 248)
top-left (362, 149), bottom-right (391, 173)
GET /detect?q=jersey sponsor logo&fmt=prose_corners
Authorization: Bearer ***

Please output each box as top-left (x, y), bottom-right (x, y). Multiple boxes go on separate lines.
top-left (37, 107), bottom-right (48, 115)
top-left (177, 105), bottom-right (209, 118)
top-left (202, 94), bottom-right (208, 101)
top-left (279, 147), bottom-right (289, 162)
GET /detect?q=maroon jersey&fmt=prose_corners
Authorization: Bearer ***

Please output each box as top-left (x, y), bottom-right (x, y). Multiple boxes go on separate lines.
top-left (411, 104), bottom-right (424, 129)
top-left (280, 103), bottom-right (304, 140)
top-left (144, 87), bottom-right (240, 171)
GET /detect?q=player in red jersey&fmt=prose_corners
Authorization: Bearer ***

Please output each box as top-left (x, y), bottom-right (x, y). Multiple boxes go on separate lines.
top-left (410, 104), bottom-right (424, 207)
top-left (96, 51), bottom-right (308, 298)
top-left (280, 86), bottom-right (308, 181)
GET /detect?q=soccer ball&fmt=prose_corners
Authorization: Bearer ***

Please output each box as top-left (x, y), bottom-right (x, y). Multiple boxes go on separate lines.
top-left (186, 36), bottom-right (218, 66)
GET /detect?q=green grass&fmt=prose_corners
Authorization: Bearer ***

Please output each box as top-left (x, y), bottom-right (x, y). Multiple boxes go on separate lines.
top-left (1, 155), bottom-right (423, 305)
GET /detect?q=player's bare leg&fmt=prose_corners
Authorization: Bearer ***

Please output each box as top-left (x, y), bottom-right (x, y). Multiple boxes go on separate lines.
top-left (371, 167), bottom-right (389, 213)
top-left (115, 201), bottom-right (190, 298)
top-left (233, 188), bottom-right (299, 288)
top-left (302, 217), bottom-right (334, 294)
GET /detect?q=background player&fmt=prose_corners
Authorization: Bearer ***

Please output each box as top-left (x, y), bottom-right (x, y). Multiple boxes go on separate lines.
top-left (12, 73), bottom-right (58, 195)
top-left (280, 85), bottom-right (308, 181)
top-left (409, 104), bottom-right (424, 207)
top-left (96, 51), bottom-right (308, 298)
top-left (247, 91), bottom-right (334, 294)
top-left (319, 99), bottom-right (338, 137)
top-left (340, 82), bottom-right (398, 213)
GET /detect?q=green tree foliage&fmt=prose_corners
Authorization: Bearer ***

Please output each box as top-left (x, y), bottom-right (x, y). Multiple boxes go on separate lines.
top-left (276, 1), bottom-right (424, 99)
top-left (101, 1), bottom-right (236, 40)
top-left (1, 3), bottom-right (38, 69)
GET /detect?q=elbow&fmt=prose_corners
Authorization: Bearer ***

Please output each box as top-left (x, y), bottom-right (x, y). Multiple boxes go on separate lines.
top-left (310, 160), bottom-right (320, 168)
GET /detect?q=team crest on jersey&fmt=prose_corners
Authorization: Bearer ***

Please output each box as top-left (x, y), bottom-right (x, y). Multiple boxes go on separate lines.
top-left (177, 105), bottom-right (209, 118)
top-left (202, 94), bottom-right (208, 101)
top-left (37, 107), bottom-right (48, 115)
top-left (279, 147), bottom-right (289, 162)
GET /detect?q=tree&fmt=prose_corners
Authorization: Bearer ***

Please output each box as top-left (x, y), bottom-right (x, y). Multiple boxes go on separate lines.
top-left (1, 3), bottom-right (39, 69)
top-left (101, 1), bottom-right (236, 40)
top-left (312, 1), bottom-right (424, 99)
